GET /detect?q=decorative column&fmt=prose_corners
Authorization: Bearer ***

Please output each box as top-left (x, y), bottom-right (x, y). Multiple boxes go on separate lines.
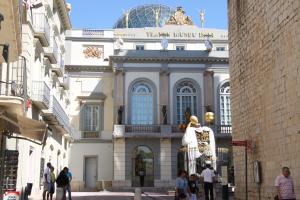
top-left (113, 68), bottom-right (125, 124)
top-left (160, 139), bottom-right (172, 182)
top-left (203, 69), bottom-right (214, 111)
top-left (159, 69), bottom-right (170, 124)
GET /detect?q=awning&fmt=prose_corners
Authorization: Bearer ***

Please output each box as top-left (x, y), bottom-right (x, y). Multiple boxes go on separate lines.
top-left (0, 112), bottom-right (47, 144)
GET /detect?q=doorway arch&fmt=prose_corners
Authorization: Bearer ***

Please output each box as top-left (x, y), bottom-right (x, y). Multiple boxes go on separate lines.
top-left (132, 145), bottom-right (154, 187)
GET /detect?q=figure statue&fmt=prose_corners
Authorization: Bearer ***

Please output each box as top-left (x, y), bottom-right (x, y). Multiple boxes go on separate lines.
top-left (182, 115), bottom-right (202, 175)
top-left (125, 11), bottom-right (130, 28)
top-left (184, 107), bottom-right (192, 126)
top-left (162, 105), bottom-right (167, 125)
top-left (200, 9), bottom-right (205, 28)
top-left (117, 106), bottom-right (123, 124)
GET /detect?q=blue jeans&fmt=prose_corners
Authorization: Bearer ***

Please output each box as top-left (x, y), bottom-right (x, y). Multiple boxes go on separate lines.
top-left (63, 184), bottom-right (72, 200)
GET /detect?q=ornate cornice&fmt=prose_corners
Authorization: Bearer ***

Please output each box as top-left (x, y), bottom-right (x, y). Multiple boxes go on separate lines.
top-left (65, 65), bottom-right (112, 72)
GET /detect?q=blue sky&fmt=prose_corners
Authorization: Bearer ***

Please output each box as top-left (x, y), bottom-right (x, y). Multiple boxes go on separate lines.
top-left (67, 0), bottom-right (228, 29)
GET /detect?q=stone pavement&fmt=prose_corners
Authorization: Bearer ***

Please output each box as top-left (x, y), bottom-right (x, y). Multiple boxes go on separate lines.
top-left (30, 191), bottom-right (234, 200)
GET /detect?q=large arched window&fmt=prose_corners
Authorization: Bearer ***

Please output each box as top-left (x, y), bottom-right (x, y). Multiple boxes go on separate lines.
top-left (175, 81), bottom-right (198, 125)
top-left (219, 81), bottom-right (231, 125)
top-left (131, 82), bottom-right (154, 124)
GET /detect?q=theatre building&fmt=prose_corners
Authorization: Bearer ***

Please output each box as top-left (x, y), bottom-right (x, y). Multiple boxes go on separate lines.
top-left (66, 4), bottom-right (232, 190)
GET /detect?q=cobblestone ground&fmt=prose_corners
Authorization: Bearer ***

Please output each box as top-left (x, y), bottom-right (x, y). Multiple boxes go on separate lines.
top-left (31, 191), bottom-right (234, 200)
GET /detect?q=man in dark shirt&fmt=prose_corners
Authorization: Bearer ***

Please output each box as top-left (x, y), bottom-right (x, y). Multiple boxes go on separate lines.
top-left (188, 174), bottom-right (198, 200)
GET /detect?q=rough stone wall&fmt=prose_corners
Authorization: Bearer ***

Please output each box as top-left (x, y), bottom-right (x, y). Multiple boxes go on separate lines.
top-left (228, 0), bottom-right (300, 199)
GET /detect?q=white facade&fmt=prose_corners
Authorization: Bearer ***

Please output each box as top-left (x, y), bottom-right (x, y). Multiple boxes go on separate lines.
top-left (66, 9), bottom-right (231, 189)
top-left (0, 0), bottom-right (73, 197)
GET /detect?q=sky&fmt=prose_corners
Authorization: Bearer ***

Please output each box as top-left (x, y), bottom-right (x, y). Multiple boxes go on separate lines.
top-left (67, 0), bottom-right (228, 29)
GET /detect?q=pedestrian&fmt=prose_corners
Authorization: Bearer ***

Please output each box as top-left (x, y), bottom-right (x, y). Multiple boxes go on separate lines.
top-left (188, 174), bottom-right (198, 200)
top-left (43, 162), bottom-right (52, 200)
top-left (200, 164), bottom-right (215, 200)
top-left (56, 167), bottom-right (69, 200)
top-left (47, 166), bottom-right (56, 200)
top-left (275, 167), bottom-right (296, 200)
top-left (175, 170), bottom-right (190, 200)
top-left (65, 168), bottom-right (72, 200)
top-left (139, 168), bottom-right (145, 187)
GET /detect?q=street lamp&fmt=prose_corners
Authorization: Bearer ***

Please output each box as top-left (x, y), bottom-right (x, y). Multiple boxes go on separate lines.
top-left (0, 12), bottom-right (3, 29)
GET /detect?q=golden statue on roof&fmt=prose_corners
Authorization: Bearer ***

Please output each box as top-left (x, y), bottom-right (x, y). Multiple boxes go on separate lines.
top-left (166, 6), bottom-right (194, 26)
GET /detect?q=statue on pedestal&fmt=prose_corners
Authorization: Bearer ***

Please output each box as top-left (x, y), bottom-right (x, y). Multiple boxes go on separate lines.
top-left (117, 106), bottom-right (123, 125)
top-left (161, 105), bottom-right (167, 125)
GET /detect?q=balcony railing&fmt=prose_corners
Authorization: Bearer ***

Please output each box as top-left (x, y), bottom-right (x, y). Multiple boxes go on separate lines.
top-left (0, 57), bottom-right (26, 97)
top-left (31, 81), bottom-right (51, 109)
top-left (44, 37), bottom-right (59, 64)
top-left (52, 96), bottom-right (69, 131)
top-left (82, 131), bottom-right (100, 139)
top-left (125, 125), bottom-right (161, 133)
top-left (216, 125), bottom-right (232, 134)
top-left (114, 124), bottom-right (232, 138)
top-left (32, 13), bottom-right (50, 46)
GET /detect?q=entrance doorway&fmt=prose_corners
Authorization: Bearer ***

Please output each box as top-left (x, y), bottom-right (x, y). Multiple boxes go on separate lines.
top-left (84, 157), bottom-right (97, 189)
top-left (132, 146), bottom-right (154, 187)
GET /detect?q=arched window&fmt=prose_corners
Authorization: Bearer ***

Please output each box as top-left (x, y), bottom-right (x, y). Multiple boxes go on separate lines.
top-left (220, 81), bottom-right (231, 125)
top-left (131, 82), bottom-right (153, 124)
top-left (176, 81), bottom-right (198, 124)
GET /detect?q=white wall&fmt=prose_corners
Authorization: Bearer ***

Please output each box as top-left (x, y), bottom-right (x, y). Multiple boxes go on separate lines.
top-left (69, 142), bottom-right (113, 181)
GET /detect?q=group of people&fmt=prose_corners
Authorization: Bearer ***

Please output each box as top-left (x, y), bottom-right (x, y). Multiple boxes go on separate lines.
top-left (175, 163), bottom-right (217, 200)
top-left (43, 162), bottom-right (73, 200)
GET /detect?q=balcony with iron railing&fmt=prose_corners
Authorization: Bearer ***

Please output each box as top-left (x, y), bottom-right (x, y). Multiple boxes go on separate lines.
top-left (44, 37), bottom-right (59, 64)
top-left (113, 124), bottom-right (232, 138)
top-left (32, 13), bottom-right (50, 47)
top-left (31, 81), bottom-right (51, 109)
top-left (42, 95), bottom-right (74, 136)
top-left (0, 57), bottom-right (27, 115)
top-left (52, 53), bottom-right (64, 77)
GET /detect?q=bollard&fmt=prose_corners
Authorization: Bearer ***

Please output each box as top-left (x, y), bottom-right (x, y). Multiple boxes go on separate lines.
top-left (56, 187), bottom-right (64, 200)
top-left (134, 187), bottom-right (142, 200)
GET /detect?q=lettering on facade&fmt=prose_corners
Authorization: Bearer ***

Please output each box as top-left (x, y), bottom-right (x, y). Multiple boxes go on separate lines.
top-left (146, 31), bottom-right (214, 39)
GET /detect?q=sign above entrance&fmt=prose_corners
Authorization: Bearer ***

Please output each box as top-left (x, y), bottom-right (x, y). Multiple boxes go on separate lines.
top-left (114, 27), bottom-right (228, 40)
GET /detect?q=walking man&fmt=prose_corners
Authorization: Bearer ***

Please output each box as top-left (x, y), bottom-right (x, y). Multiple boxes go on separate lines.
top-left (66, 168), bottom-right (72, 200)
top-left (275, 167), bottom-right (296, 200)
top-left (200, 164), bottom-right (215, 200)
top-left (43, 162), bottom-right (52, 200)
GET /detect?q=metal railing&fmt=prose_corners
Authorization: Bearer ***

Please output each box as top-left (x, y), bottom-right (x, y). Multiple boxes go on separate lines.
top-left (52, 96), bottom-right (69, 132)
top-left (0, 57), bottom-right (26, 97)
top-left (32, 13), bottom-right (50, 44)
top-left (82, 131), bottom-right (100, 138)
top-left (53, 38), bottom-right (59, 62)
top-left (216, 125), bottom-right (232, 134)
top-left (31, 81), bottom-right (50, 107)
top-left (125, 125), bottom-right (161, 133)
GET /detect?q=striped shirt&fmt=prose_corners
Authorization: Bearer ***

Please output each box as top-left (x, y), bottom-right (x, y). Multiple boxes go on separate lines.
top-left (275, 175), bottom-right (296, 199)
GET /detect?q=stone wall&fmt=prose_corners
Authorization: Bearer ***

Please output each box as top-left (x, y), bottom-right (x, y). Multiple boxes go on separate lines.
top-left (228, 0), bottom-right (300, 199)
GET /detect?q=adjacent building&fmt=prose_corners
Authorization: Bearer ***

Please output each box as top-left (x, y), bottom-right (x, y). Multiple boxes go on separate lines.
top-left (229, 0), bottom-right (300, 199)
top-left (0, 0), bottom-right (73, 197)
top-left (66, 4), bottom-right (232, 191)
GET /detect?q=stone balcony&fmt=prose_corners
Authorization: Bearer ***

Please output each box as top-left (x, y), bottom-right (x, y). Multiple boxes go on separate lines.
top-left (113, 124), bottom-right (232, 139)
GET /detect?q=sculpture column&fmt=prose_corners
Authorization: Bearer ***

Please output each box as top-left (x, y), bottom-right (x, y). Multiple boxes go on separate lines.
top-left (203, 70), bottom-right (214, 112)
top-left (114, 69), bottom-right (125, 124)
top-left (159, 70), bottom-right (170, 124)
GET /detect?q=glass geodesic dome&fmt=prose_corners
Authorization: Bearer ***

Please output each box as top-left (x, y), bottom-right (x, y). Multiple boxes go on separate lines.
top-left (113, 4), bottom-right (175, 29)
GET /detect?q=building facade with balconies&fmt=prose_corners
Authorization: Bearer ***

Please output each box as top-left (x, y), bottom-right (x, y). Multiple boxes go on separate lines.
top-left (66, 4), bottom-right (232, 191)
top-left (0, 0), bottom-right (73, 197)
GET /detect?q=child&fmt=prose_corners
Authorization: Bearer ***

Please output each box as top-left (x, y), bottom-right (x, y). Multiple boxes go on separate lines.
top-left (48, 166), bottom-right (56, 200)
top-left (188, 174), bottom-right (198, 200)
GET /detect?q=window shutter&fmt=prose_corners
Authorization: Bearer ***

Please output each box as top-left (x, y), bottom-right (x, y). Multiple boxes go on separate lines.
top-left (80, 105), bottom-right (85, 131)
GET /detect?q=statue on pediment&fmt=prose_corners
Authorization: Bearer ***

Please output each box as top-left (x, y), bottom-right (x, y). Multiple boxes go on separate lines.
top-left (166, 6), bottom-right (194, 26)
